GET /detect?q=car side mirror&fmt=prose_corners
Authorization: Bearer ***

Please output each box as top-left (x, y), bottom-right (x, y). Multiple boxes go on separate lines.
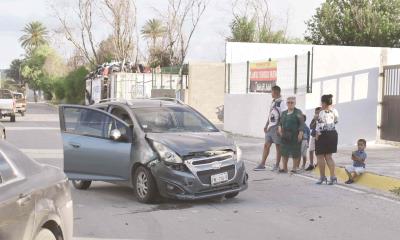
top-left (110, 129), bottom-right (122, 141)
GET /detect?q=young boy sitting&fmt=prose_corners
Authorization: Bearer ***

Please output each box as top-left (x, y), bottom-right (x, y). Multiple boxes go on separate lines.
top-left (345, 139), bottom-right (367, 184)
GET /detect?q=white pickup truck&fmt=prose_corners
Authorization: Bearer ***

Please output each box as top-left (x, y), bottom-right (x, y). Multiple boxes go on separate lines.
top-left (0, 89), bottom-right (16, 122)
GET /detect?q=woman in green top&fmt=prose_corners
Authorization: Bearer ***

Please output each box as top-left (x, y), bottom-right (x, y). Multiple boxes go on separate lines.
top-left (278, 96), bottom-right (305, 173)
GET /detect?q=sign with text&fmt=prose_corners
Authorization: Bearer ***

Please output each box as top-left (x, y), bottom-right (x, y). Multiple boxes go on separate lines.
top-left (249, 61), bottom-right (277, 93)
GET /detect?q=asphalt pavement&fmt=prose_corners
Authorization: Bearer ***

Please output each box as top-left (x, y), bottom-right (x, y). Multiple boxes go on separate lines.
top-left (3, 103), bottom-right (400, 240)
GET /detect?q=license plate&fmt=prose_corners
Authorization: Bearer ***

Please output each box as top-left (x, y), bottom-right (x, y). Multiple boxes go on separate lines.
top-left (211, 172), bottom-right (228, 185)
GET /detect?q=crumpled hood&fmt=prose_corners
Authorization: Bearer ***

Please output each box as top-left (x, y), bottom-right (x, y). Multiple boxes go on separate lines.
top-left (146, 132), bottom-right (235, 156)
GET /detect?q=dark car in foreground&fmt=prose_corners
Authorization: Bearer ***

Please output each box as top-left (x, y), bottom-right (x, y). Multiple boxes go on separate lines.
top-left (0, 141), bottom-right (73, 240)
top-left (59, 98), bottom-right (248, 203)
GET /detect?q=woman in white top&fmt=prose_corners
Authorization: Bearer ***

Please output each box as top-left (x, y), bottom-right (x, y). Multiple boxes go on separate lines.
top-left (315, 94), bottom-right (339, 185)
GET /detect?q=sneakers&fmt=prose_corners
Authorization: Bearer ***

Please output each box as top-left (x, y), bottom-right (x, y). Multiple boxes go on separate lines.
top-left (253, 164), bottom-right (266, 171)
top-left (305, 165), bottom-right (315, 171)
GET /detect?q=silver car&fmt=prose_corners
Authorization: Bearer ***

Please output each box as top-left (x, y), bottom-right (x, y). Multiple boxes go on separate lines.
top-left (0, 141), bottom-right (73, 240)
top-left (59, 98), bottom-right (248, 203)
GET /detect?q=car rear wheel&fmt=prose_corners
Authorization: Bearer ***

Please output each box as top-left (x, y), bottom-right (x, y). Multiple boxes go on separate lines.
top-left (20, 111), bottom-right (25, 116)
top-left (34, 229), bottom-right (57, 240)
top-left (10, 114), bottom-right (16, 122)
top-left (134, 166), bottom-right (158, 203)
top-left (72, 180), bottom-right (92, 190)
top-left (225, 192), bottom-right (239, 199)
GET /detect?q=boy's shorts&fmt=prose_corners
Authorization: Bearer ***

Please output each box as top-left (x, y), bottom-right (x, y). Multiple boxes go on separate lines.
top-left (265, 126), bottom-right (281, 145)
top-left (301, 140), bottom-right (309, 157)
top-left (309, 137), bottom-right (316, 152)
top-left (345, 165), bottom-right (365, 175)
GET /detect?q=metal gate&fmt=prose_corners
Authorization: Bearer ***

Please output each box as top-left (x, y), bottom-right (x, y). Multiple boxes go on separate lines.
top-left (381, 65), bottom-right (400, 142)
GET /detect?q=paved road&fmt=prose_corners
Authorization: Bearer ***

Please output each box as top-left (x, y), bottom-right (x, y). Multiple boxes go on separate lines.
top-left (3, 103), bottom-right (400, 240)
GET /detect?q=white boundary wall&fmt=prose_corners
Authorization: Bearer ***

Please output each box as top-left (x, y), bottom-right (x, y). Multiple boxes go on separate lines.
top-left (224, 43), bottom-right (400, 146)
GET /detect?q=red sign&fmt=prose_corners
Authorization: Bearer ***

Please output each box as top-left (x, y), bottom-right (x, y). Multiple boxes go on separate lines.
top-left (249, 61), bottom-right (277, 93)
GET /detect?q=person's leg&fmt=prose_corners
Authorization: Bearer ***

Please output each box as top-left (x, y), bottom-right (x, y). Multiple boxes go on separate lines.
top-left (275, 144), bottom-right (281, 170)
top-left (255, 141), bottom-right (272, 170)
top-left (302, 155), bottom-right (307, 169)
top-left (325, 154), bottom-right (336, 177)
top-left (309, 151), bottom-right (314, 165)
top-left (316, 154), bottom-right (327, 184)
top-left (261, 142), bottom-right (272, 165)
top-left (281, 156), bottom-right (289, 172)
top-left (325, 154), bottom-right (337, 184)
top-left (293, 157), bottom-right (300, 172)
top-left (345, 168), bottom-right (352, 180)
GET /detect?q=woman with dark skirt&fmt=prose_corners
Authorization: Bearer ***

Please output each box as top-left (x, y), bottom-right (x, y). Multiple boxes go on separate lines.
top-left (315, 94), bottom-right (339, 185)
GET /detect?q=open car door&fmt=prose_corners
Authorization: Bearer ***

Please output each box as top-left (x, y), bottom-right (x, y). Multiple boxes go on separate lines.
top-left (59, 105), bottom-right (133, 181)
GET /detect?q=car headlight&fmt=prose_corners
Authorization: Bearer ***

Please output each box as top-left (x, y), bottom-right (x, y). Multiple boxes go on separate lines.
top-left (152, 141), bottom-right (183, 164)
top-left (236, 145), bottom-right (242, 162)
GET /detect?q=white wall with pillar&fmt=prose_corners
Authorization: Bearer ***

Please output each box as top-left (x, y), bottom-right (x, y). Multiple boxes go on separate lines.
top-left (224, 43), bottom-right (400, 146)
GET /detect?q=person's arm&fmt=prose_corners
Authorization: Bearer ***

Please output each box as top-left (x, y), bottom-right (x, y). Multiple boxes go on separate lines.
top-left (352, 152), bottom-right (366, 162)
top-left (278, 111), bottom-right (284, 136)
top-left (297, 111), bottom-right (305, 142)
top-left (310, 119), bottom-right (316, 129)
top-left (334, 109), bottom-right (339, 124)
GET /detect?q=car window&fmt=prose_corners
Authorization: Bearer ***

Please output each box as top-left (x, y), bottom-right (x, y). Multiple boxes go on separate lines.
top-left (63, 107), bottom-right (131, 141)
top-left (13, 93), bottom-right (23, 99)
top-left (0, 90), bottom-right (13, 99)
top-left (0, 153), bottom-right (17, 185)
top-left (63, 107), bottom-right (114, 139)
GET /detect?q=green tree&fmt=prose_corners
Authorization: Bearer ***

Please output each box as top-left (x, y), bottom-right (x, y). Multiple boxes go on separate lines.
top-left (229, 16), bottom-right (257, 42)
top-left (63, 67), bottom-right (89, 104)
top-left (305, 0), bottom-right (400, 47)
top-left (141, 19), bottom-right (166, 48)
top-left (19, 21), bottom-right (49, 52)
top-left (21, 45), bottom-right (54, 101)
top-left (6, 59), bottom-right (24, 84)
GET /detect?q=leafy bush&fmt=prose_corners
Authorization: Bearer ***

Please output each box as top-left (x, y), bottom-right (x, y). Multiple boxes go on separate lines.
top-left (63, 67), bottom-right (88, 104)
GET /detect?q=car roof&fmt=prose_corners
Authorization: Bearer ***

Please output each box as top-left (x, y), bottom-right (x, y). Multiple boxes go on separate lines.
top-left (96, 98), bottom-right (186, 109)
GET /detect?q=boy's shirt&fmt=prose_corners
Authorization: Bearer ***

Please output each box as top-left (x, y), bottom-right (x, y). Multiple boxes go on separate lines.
top-left (303, 125), bottom-right (311, 141)
top-left (353, 150), bottom-right (367, 168)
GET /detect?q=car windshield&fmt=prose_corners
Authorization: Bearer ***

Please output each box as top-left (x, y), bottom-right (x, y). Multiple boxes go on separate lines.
top-left (13, 93), bottom-right (23, 99)
top-left (133, 107), bottom-right (218, 133)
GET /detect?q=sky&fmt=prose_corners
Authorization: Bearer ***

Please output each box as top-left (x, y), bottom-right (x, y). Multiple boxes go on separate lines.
top-left (0, 0), bottom-right (324, 69)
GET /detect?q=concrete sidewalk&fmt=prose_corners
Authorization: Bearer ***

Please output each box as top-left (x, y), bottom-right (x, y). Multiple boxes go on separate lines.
top-left (230, 133), bottom-right (400, 194)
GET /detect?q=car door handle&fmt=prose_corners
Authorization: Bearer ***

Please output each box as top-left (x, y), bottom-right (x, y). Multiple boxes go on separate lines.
top-left (17, 194), bottom-right (32, 206)
top-left (69, 142), bottom-right (81, 148)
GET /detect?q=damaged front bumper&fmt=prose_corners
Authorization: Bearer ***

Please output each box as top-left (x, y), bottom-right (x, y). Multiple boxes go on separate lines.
top-left (150, 157), bottom-right (248, 200)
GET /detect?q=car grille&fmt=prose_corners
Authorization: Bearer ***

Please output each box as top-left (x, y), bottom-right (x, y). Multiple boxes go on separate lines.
top-left (196, 165), bottom-right (235, 185)
top-left (191, 154), bottom-right (232, 165)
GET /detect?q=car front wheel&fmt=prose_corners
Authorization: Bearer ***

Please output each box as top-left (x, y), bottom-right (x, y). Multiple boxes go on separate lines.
top-left (34, 229), bottom-right (57, 240)
top-left (133, 166), bottom-right (158, 203)
top-left (72, 180), bottom-right (92, 190)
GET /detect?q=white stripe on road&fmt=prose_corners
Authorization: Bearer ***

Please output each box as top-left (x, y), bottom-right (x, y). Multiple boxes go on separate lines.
top-left (6, 127), bottom-right (59, 131)
top-left (20, 149), bottom-right (63, 159)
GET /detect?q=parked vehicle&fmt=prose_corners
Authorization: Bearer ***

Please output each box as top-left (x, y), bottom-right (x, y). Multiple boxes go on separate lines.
top-left (0, 141), bottom-right (73, 240)
top-left (59, 98), bottom-right (248, 203)
top-left (0, 89), bottom-right (16, 122)
top-left (12, 92), bottom-right (27, 116)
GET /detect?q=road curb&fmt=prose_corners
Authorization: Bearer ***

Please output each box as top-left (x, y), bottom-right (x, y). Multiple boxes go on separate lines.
top-left (312, 166), bottom-right (400, 193)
